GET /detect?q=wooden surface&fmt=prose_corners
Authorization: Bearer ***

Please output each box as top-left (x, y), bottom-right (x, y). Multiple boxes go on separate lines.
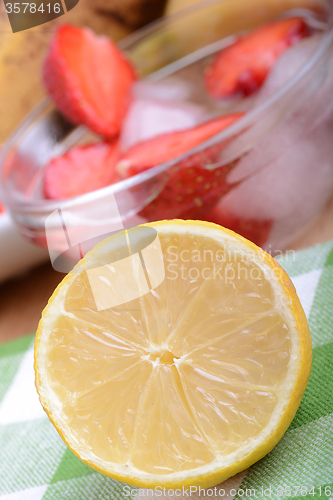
top-left (0, 195), bottom-right (333, 345)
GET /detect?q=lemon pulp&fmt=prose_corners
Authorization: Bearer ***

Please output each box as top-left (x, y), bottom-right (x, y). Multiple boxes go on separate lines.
top-left (41, 228), bottom-right (295, 477)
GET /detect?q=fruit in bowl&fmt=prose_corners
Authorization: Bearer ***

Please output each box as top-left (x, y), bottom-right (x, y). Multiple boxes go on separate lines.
top-left (116, 113), bottom-right (244, 219)
top-left (40, 14), bottom-right (320, 249)
top-left (204, 17), bottom-right (310, 98)
top-left (44, 142), bottom-right (120, 200)
top-left (43, 24), bottom-right (137, 139)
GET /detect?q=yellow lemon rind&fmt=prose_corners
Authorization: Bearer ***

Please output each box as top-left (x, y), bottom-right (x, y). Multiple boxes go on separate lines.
top-left (34, 220), bottom-right (312, 490)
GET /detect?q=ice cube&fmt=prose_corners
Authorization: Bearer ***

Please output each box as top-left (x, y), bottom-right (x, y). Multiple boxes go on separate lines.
top-left (256, 34), bottom-right (323, 102)
top-left (207, 33), bottom-right (333, 250)
top-left (121, 98), bottom-right (207, 151)
top-left (132, 77), bottom-right (194, 102)
top-left (224, 33), bottom-right (333, 185)
top-left (216, 121), bottom-right (333, 251)
top-left (255, 33), bottom-right (333, 132)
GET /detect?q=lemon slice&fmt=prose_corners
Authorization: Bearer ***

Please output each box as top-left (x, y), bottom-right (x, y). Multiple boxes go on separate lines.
top-left (34, 220), bottom-right (311, 489)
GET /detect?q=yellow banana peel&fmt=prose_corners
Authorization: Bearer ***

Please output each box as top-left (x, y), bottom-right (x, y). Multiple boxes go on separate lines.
top-left (0, 0), bottom-right (131, 143)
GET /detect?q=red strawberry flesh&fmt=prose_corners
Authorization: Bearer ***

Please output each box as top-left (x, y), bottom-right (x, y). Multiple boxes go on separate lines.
top-left (118, 114), bottom-right (243, 178)
top-left (205, 205), bottom-right (273, 247)
top-left (44, 141), bottom-right (120, 200)
top-left (117, 113), bottom-right (244, 220)
top-left (43, 25), bottom-right (137, 138)
top-left (205, 17), bottom-right (310, 98)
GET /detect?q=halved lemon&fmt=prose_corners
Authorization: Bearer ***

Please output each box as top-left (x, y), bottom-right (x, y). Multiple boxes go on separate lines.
top-left (34, 220), bottom-right (312, 490)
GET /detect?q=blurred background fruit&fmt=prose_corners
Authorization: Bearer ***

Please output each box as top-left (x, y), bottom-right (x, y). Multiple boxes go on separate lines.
top-left (130, 0), bottom-right (324, 77)
top-left (166, 0), bottom-right (323, 15)
top-left (0, 0), bottom-right (167, 144)
top-left (92, 0), bottom-right (168, 29)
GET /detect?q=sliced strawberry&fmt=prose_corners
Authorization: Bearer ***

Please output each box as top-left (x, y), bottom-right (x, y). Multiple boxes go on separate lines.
top-left (205, 17), bottom-right (309, 98)
top-left (205, 205), bottom-right (273, 247)
top-left (44, 141), bottom-right (120, 200)
top-left (117, 113), bottom-right (244, 220)
top-left (118, 114), bottom-right (243, 177)
top-left (43, 25), bottom-right (137, 139)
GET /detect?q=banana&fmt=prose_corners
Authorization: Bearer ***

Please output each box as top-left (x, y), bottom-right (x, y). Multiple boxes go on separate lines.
top-left (166, 0), bottom-right (324, 15)
top-left (0, 0), bottom-right (133, 144)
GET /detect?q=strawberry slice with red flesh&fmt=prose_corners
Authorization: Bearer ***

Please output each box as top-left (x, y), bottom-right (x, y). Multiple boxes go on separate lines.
top-left (205, 17), bottom-right (310, 98)
top-left (205, 205), bottom-right (273, 247)
top-left (117, 113), bottom-right (244, 220)
top-left (43, 25), bottom-right (137, 139)
top-left (44, 141), bottom-right (120, 200)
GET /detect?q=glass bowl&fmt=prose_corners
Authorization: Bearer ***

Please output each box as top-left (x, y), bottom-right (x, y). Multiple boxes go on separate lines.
top-left (1, 0), bottom-right (333, 269)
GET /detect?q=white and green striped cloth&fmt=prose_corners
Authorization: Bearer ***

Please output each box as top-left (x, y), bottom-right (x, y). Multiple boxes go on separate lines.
top-left (0, 240), bottom-right (332, 500)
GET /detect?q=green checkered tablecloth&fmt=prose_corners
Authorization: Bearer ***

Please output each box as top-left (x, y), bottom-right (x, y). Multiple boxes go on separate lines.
top-left (0, 240), bottom-right (333, 500)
